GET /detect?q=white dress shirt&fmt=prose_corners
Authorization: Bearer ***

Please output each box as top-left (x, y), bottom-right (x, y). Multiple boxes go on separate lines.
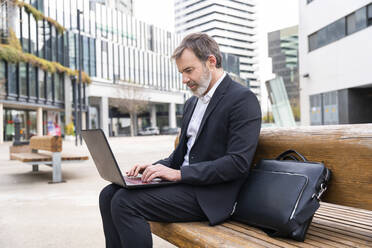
top-left (182, 72), bottom-right (226, 166)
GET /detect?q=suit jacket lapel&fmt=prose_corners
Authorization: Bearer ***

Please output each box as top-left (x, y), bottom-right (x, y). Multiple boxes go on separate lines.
top-left (194, 75), bottom-right (231, 142)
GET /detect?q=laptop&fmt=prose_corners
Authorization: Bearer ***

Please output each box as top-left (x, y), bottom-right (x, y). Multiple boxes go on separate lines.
top-left (81, 129), bottom-right (177, 189)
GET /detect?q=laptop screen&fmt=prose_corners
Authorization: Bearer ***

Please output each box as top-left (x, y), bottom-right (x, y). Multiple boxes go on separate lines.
top-left (81, 129), bottom-right (125, 187)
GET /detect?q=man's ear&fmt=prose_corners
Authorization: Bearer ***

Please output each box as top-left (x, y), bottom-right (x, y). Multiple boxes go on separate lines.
top-left (207, 55), bottom-right (217, 70)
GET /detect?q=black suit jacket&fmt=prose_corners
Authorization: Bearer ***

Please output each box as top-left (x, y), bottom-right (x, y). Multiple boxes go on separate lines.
top-left (155, 74), bottom-right (261, 225)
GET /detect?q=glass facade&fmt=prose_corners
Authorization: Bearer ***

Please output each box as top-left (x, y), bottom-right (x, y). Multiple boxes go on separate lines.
top-left (2, 0), bottom-right (183, 141)
top-left (53, 0), bottom-right (183, 90)
top-left (2, 1), bottom-right (75, 106)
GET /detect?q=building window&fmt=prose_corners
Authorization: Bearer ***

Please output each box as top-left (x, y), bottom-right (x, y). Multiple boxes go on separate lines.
top-left (29, 66), bottom-right (36, 98)
top-left (327, 18), bottom-right (346, 43)
top-left (124, 47), bottom-right (129, 81)
top-left (108, 43), bottom-right (113, 80)
top-left (83, 36), bottom-right (89, 73)
top-left (47, 72), bottom-right (53, 101)
top-left (355, 7), bottom-right (367, 31)
top-left (119, 46), bottom-right (124, 80)
top-left (45, 23), bottom-right (52, 60)
top-left (346, 7), bottom-right (367, 35)
top-left (90, 38), bottom-right (96, 77)
top-left (39, 69), bottom-right (45, 99)
top-left (38, 20), bottom-right (45, 59)
top-left (30, 14), bottom-right (37, 55)
top-left (63, 34), bottom-right (69, 67)
top-left (347, 13), bottom-right (357, 35)
top-left (57, 33), bottom-right (64, 65)
top-left (308, 3), bottom-right (370, 52)
top-left (0, 60), bottom-right (5, 98)
top-left (148, 25), bottom-right (154, 51)
top-left (308, 32), bottom-right (317, 51)
top-left (114, 44), bottom-right (119, 82)
top-left (69, 33), bottom-right (76, 69)
top-left (54, 73), bottom-right (64, 102)
top-left (51, 27), bottom-right (57, 62)
top-left (8, 64), bottom-right (17, 95)
top-left (21, 9), bottom-right (30, 53)
top-left (368, 4), bottom-right (372, 26)
top-left (101, 40), bottom-right (108, 79)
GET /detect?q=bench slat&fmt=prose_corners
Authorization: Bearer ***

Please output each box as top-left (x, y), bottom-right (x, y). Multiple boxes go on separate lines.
top-left (307, 227), bottom-right (370, 248)
top-left (312, 218), bottom-right (372, 239)
top-left (316, 208), bottom-right (372, 221)
top-left (318, 204), bottom-right (372, 216)
top-left (230, 222), bottom-right (320, 248)
top-left (11, 152), bottom-right (52, 162)
top-left (315, 211), bottom-right (372, 227)
top-left (310, 223), bottom-right (372, 243)
top-left (304, 234), bottom-right (349, 248)
top-left (221, 222), bottom-right (301, 248)
top-left (12, 152), bottom-right (88, 163)
top-left (151, 203), bottom-right (372, 248)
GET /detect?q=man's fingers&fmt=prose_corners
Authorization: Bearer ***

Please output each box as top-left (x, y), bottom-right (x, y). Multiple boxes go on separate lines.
top-left (127, 164), bottom-right (141, 177)
top-left (142, 165), bottom-right (157, 182)
top-left (134, 164), bottom-right (144, 177)
top-left (127, 164), bottom-right (150, 177)
top-left (141, 166), bottom-right (150, 181)
top-left (146, 171), bottom-right (161, 183)
top-left (126, 165), bottom-right (134, 176)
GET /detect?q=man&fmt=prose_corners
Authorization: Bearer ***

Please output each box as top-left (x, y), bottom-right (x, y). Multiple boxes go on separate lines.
top-left (99, 33), bottom-right (261, 247)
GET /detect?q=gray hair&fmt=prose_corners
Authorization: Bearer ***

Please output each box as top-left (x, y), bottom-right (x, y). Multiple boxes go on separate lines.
top-left (172, 33), bottom-right (222, 68)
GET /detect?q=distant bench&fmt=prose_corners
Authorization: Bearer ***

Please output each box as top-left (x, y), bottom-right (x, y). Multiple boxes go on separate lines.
top-left (11, 136), bottom-right (88, 183)
top-left (150, 124), bottom-right (372, 247)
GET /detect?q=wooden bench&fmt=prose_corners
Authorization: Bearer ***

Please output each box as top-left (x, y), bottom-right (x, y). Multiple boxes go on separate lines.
top-left (150, 124), bottom-right (372, 247)
top-left (11, 136), bottom-right (88, 183)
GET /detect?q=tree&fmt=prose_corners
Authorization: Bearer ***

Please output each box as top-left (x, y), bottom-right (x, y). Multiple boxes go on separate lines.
top-left (111, 85), bottom-right (149, 136)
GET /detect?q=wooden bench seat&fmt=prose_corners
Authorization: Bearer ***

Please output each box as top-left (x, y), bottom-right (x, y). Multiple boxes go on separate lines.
top-left (11, 135), bottom-right (88, 183)
top-left (150, 124), bottom-right (372, 247)
top-left (151, 201), bottom-right (372, 248)
top-left (11, 152), bottom-right (88, 163)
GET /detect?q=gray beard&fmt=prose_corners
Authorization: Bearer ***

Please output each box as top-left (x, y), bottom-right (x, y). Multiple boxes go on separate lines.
top-left (191, 70), bottom-right (212, 98)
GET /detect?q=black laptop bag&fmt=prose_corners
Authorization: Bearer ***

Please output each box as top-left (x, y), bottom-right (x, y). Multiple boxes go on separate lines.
top-left (232, 150), bottom-right (332, 241)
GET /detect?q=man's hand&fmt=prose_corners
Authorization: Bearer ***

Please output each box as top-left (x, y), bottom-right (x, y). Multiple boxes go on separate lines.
top-left (126, 164), bottom-right (152, 177)
top-left (141, 164), bottom-right (181, 183)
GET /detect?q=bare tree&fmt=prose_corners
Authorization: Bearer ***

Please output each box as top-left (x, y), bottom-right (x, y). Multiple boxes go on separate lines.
top-left (111, 85), bottom-right (149, 136)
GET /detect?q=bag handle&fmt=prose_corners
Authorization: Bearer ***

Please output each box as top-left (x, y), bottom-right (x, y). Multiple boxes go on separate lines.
top-left (276, 150), bottom-right (308, 162)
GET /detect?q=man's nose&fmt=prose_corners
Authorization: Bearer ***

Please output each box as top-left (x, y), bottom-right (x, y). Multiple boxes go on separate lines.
top-left (182, 75), bottom-right (190, 84)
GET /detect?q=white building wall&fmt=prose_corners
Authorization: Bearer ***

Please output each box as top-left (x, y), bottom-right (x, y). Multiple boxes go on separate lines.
top-left (299, 0), bottom-right (372, 125)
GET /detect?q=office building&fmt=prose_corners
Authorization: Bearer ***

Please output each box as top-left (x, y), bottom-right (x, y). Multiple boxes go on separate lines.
top-left (105, 0), bottom-right (133, 15)
top-left (299, 0), bottom-right (372, 126)
top-left (268, 25), bottom-right (299, 121)
top-left (174, 0), bottom-right (260, 99)
top-left (0, 0), bottom-right (185, 143)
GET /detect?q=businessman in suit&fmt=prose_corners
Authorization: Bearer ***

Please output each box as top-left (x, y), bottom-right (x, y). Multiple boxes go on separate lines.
top-left (99, 33), bottom-right (261, 248)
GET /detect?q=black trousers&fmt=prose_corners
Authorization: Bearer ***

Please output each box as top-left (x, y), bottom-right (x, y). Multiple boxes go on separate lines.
top-left (99, 183), bottom-right (208, 248)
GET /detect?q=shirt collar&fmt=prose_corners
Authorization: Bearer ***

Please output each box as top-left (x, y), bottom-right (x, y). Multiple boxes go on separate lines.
top-left (199, 72), bottom-right (226, 104)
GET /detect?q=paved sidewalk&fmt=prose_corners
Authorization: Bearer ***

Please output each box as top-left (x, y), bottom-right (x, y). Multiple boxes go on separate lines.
top-left (0, 135), bottom-right (177, 248)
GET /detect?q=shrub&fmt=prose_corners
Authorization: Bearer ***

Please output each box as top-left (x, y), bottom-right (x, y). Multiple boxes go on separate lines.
top-left (65, 122), bottom-right (75, 136)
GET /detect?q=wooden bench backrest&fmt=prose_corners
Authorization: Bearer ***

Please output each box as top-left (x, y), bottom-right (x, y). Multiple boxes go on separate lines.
top-left (30, 136), bottom-right (62, 152)
top-left (253, 124), bottom-right (372, 211)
